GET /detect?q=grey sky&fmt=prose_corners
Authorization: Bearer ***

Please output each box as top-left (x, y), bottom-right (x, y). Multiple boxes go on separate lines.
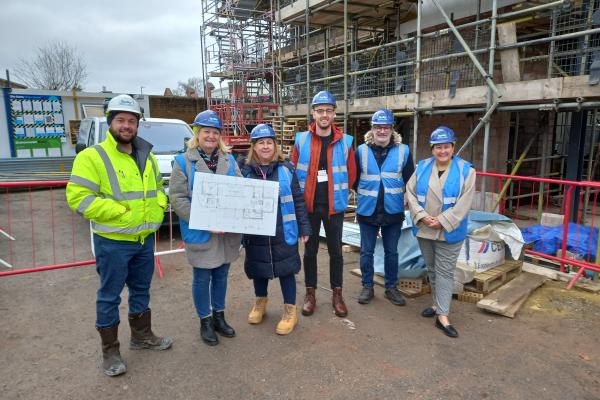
top-left (0, 0), bottom-right (204, 95)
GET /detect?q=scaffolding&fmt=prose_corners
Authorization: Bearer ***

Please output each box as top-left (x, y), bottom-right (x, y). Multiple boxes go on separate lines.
top-left (269, 0), bottom-right (600, 216)
top-left (200, 0), bottom-right (280, 140)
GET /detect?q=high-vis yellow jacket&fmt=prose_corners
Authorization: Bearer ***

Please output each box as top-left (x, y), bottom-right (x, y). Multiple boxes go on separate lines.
top-left (66, 131), bottom-right (167, 243)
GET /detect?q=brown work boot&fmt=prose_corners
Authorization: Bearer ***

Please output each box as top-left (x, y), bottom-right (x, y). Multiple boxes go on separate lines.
top-left (97, 324), bottom-right (126, 377)
top-left (332, 287), bottom-right (348, 317)
top-left (302, 287), bottom-right (316, 316)
top-left (128, 309), bottom-right (173, 351)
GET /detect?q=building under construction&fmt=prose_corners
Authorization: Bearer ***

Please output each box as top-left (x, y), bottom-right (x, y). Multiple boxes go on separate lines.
top-left (200, 0), bottom-right (600, 214)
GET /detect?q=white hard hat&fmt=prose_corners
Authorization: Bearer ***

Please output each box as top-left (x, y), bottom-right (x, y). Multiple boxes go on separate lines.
top-left (106, 94), bottom-right (142, 118)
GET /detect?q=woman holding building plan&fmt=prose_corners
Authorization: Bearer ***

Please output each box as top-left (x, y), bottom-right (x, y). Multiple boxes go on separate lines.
top-left (406, 126), bottom-right (476, 338)
top-left (169, 110), bottom-right (242, 346)
top-left (240, 124), bottom-right (311, 336)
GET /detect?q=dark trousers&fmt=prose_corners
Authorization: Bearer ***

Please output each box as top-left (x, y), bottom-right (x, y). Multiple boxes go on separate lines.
top-left (303, 209), bottom-right (344, 289)
top-left (94, 233), bottom-right (155, 328)
top-left (253, 274), bottom-right (296, 305)
top-left (358, 222), bottom-right (402, 289)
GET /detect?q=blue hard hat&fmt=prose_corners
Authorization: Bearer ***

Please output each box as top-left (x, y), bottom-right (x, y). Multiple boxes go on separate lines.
top-left (192, 110), bottom-right (222, 129)
top-left (311, 90), bottom-right (336, 107)
top-left (250, 123), bottom-right (276, 142)
top-left (371, 109), bottom-right (394, 125)
top-left (430, 126), bottom-right (456, 145)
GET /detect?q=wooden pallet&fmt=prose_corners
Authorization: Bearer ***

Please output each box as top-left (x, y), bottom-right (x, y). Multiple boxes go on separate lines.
top-left (464, 260), bottom-right (523, 295)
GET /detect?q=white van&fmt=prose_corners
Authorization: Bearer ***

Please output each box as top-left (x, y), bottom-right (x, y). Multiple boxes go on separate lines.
top-left (75, 117), bottom-right (193, 190)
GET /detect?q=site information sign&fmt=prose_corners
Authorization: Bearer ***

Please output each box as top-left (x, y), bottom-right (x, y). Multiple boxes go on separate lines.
top-left (189, 172), bottom-right (279, 236)
top-left (10, 94), bottom-right (66, 156)
top-left (10, 94), bottom-right (65, 138)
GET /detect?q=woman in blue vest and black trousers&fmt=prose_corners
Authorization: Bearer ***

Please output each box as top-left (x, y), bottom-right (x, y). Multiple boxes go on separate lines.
top-left (406, 126), bottom-right (476, 338)
top-left (240, 124), bottom-right (311, 335)
top-left (355, 109), bottom-right (414, 306)
top-left (169, 110), bottom-right (242, 346)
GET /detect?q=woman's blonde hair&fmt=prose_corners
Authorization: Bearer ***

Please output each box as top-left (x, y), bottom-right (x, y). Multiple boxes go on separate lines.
top-left (363, 129), bottom-right (403, 145)
top-left (187, 126), bottom-right (231, 153)
top-left (246, 138), bottom-right (286, 165)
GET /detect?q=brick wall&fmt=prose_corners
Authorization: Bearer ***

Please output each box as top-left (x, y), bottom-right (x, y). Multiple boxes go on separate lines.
top-left (416, 112), bottom-right (511, 175)
top-left (148, 96), bottom-right (207, 124)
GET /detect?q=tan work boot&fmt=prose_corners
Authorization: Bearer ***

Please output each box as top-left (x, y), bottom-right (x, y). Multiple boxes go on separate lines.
top-left (275, 304), bottom-right (298, 335)
top-left (248, 297), bottom-right (268, 324)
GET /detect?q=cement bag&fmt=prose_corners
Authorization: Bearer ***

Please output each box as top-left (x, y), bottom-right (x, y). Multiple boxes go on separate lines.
top-left (468, 210), bottom-right (525, 260)
top-left (457, 236), bottom-right (505, 273)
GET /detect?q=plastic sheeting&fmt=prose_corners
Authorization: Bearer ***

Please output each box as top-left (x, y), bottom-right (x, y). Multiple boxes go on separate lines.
top-left (322, 210), bottom-right (527, 280)
top-left (521, 223), bottom-right (599, 262)
top-left (373, 213), bottom-right (426, 278)
top-left (319, 212), bottom-right (426, 279)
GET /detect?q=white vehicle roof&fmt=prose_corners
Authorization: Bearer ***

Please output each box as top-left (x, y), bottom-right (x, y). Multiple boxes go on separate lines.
top-left (92, 116), bottom-right (189, 125)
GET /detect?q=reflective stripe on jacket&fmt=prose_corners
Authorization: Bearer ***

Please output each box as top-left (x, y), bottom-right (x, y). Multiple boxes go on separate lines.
top-left (413, 155), bottom-right (471, 244)
top-left (278, 164), bottom-right (299, 245)
top-left (294, 130), bottom-right (353, 213)
top-left (66, 131), bottom-right (166, 242)
top-left (174, 153), bottom-right (236, 244)
top-left (356, 143), bottom-right (409, 216)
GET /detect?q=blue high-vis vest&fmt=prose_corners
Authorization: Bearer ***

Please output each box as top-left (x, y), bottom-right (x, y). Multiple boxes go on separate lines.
top-left (294, 131), bottom-right (353, 213)
top-left (277, 165), bottom-right (299, 245)
top-left (413, 155), bottom-right (472, 244)
top-left (356, 143), bottom-right (409, 216)
top-left (174, 153), bottom-right (236, 244)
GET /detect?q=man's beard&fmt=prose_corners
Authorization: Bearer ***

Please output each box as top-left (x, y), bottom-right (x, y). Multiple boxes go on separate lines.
top-left (109, 127), bottom-right (137, 144)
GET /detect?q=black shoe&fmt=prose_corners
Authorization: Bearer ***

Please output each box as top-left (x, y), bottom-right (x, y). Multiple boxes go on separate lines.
top-left (200, 316), bottom-right (219, 346)
top-left (435, 317), bottom-right (459, 338)
top-left (213, 311), bottom-right (236, 338)
top-left (421, 307), bottom-right (436, 318)
top-left (357, 286), bottom-right (374, 304)
top-left (384, 287), bottom-right (406, 306)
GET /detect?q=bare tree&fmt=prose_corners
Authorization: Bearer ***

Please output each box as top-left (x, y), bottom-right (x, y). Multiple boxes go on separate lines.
top-left (172, 77), bottom-right (213, 97)
top-left (14, 42), bottom-right (87, 91)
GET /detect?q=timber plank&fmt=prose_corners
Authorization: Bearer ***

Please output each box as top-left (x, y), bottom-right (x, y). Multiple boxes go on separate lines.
top-left (497, 22), bottom-right (521, 83)
top-left (477, 272), bottom-right (547, 318)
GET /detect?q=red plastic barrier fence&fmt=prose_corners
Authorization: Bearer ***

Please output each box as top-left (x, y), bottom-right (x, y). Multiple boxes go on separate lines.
top-left (476, 172), bottom-right (600, 289)
top-left (0, 180), bottom-right (183, 277)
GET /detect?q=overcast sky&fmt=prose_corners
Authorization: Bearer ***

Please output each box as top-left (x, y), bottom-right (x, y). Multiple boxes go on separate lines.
top-left (0, 0), bottom-right (205, 95)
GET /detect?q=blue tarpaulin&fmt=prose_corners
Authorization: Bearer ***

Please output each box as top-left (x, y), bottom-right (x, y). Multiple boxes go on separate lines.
top-left (374, 214), bottom-right (426, 278)
top-left (521, 223), bottom-right (599, 261)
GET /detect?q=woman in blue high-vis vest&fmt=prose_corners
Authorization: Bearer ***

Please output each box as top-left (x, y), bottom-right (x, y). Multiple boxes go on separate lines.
top-left (169, 110), bottom-right (242, 346)
top-left (354, 109), bottom-right (414, 306)
top-left (406, 126), bottom-right (476, 338)
top-left (240, 124), bottom-right (311, 336)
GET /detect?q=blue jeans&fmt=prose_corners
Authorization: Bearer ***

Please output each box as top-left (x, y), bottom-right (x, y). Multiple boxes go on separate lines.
top-left (94, 233), bottom-right (155, 328)
top-left (192, 264), bottom-right (230, 319)
top-left (359, 222), bottom-right (402, 289)
top-left (253, 274), bottom-right (296, 305)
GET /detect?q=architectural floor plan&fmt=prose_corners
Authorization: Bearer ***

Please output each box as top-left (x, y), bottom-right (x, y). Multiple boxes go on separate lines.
top-left (189, 172), bottom-right (279, 236)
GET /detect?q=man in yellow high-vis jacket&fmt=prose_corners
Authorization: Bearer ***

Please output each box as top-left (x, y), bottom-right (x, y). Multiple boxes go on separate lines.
top-left (66, 94), bottom-right (172, 377)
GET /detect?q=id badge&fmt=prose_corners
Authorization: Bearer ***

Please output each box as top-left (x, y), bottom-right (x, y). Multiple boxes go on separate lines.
top-left (317, 169), bottom-right (328, 183)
